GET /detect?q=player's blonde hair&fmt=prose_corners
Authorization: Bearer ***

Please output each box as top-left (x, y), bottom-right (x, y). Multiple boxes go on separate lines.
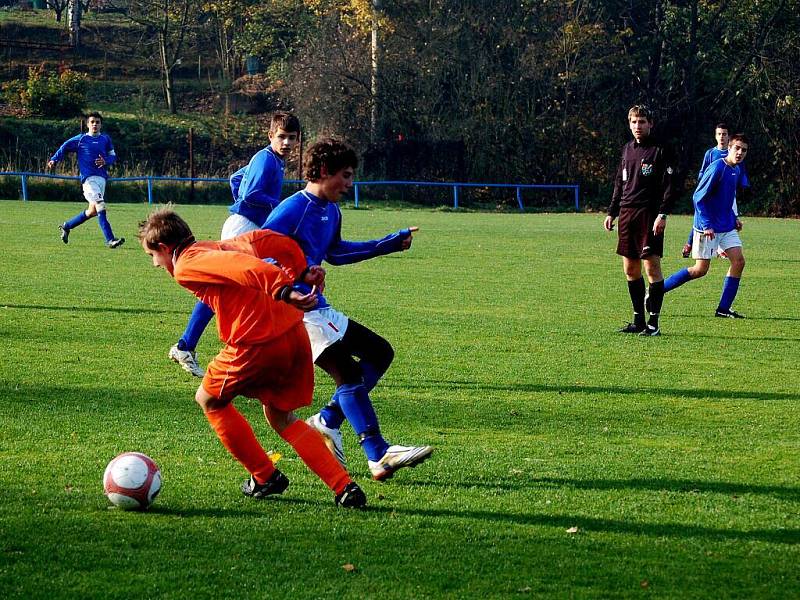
top-left (628, 104), bottom-right (653, 122)
top-left (137, 208), bottom-right (193, 249)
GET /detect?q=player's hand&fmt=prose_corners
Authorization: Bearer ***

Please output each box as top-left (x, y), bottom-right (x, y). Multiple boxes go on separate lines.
top-left (735, 219), bottom-right (743, 231)
top-left (303, 265), bottom-right (326, 293)
top-left (604, 216), bottom-right (615, 231)
top-left (287, 286), bottom-right (318, 311)
top-left (46, 160), bottom-right (55, 170)
top-left (703, 228), bottom-right (715, 240)
top-left (401, 226), bottom-right (419, 250)
top-left (653, 215), bottom-right (667, 236)
top-left (95, 154), bottom-right (106, 167)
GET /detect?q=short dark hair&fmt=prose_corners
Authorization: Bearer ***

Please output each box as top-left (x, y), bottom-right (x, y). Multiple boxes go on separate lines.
top-left (86, 111), bottom-right (103, 121)
top-left (628, 104), bottom-right (653, 121)
top-left (137, 209), bottom-right (194, 249)
top-left (729, 133), bottom-right (749, 146)
top-left (715, 122), bottom-right (729, 131)
top-left (270, 111), bottom-right (300, 134)
top-left (303, 138), bottom-right (358, 182)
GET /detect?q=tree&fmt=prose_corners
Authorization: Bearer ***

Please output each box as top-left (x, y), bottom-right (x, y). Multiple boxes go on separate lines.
top-left (123, 0), bottom-right (199, 114)
top-left (47, 0), bottom-right (69, 22)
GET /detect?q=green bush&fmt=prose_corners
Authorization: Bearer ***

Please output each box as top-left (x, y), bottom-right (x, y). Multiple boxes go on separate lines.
top-left (8, 65), bottom-right (89, 118)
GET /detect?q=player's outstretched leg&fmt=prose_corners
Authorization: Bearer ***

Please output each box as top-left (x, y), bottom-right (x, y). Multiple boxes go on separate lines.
top-left (618, 277), bottom-right (646, 333)
top-left (59, 210), bottom-right (92, 244)
top-left (269, 411), bottom-right (365, 508)
top-left (169, 301), bottom-right (214, 378)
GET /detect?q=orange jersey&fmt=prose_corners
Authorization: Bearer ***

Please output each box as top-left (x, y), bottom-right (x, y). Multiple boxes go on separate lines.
top-left (174, 236), bottom-right (303, 347)
top-left (202, 229), bottom-right (309, 278)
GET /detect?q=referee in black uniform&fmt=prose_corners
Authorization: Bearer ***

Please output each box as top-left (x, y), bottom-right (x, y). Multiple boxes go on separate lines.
top-left (604, 105), bottom-right (679, 336)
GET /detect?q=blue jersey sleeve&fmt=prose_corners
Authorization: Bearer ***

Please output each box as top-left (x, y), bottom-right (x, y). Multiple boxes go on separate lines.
top-left (326, 227), bottom-right (412, 266)
top-left (238, 151), bottom-right (281, 208)
top-left (103, 135), bottom-right (117, 167)
top-left (49, 135), bottom-right (81, 163)
top-left (698, 149), bottom-right (714, 179)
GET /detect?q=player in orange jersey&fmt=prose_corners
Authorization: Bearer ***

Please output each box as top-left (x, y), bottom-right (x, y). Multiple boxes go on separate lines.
top-left (137, 209), bottom-right (366, 507)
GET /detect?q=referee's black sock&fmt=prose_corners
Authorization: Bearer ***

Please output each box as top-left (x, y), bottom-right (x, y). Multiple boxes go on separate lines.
top-left (647, 280), bottom-right (665, 328)
top-left (627, 277), bottom-right (646, 327)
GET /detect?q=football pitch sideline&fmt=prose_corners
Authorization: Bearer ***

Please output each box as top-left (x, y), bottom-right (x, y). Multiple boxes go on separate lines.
top-left (0, 201), bottom-right (798, 599)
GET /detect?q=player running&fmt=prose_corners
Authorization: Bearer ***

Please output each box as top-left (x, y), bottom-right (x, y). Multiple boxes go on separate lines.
top-left (138, 209), bottom-right (366, 507)
top-left (263, 137), bottom-right (433, 481)
top-left (663, 134), bottom-right (750, 318)
top-left (48, 112), bottom-right (124, 248)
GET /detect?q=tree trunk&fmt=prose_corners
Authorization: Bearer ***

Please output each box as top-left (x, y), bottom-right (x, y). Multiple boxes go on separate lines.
top-left (159, 32), bottom-right (176, 113)
top-left (68, 0), bottom-right (81, 49)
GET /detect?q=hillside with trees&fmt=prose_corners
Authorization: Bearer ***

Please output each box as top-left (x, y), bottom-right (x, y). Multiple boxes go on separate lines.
top-left (1, 0), bottom-right (798, 214)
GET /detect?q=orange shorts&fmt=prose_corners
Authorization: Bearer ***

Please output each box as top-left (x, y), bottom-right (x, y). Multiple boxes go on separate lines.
top-left (202, 322), bottom-right (314, 412)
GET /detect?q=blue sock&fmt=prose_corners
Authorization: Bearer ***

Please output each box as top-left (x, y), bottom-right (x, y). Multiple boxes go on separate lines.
top-left (335, 383), bottom-right (389, 461)
top-left (178, 301), bottom-right (215, 351)
top-left (321, 359), bottom-right (384, 429)
top-left (718, 276), bottom-right (740, 311)
top-left (664, 268), bottom-right (692, 292)
top-left (319, 402), bottom-right (346, 430)
top-left (65, 210), bottom-right (90, 230)
top-left (97, 211), bottom-right (115, 242)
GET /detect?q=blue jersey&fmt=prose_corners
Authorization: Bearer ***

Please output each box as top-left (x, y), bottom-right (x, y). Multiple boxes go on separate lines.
top-left (692, 158), bottom-right (744, 233)
top-left (263, 189), bottom-right (412, 309)
top-left (229, 147), bottom-right (285, 225)
top-left (699, 146), bottom-right (750, 188)
top-left (50, 133), bottom-right (116, 182)
top-left (229, 167), bottom-right (246, 202)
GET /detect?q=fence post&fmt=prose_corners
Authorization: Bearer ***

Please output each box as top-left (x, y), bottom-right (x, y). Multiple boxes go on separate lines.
top-left (574, 185), bottom-right (580, 211)
top-left (354, 182), bottom-right (360, 208)
top-left (453, 185), bottom-right (459, 209)
top-left (516, 187), bottom-right (524, 211)
top-left (21, 174), bottom-right (28, 201)
top-left (147, 177), bottom-right (153, 204)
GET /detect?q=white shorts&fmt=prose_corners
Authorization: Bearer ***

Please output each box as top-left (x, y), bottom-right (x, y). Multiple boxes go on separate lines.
top-left (303, 307), bottom-right (350, 362)
top-left (692, 229), bottom-right (742, 260)
top-left (82, 176), bottom-right (107, 210)
top-left (221, 213), bottom-right (260, 240)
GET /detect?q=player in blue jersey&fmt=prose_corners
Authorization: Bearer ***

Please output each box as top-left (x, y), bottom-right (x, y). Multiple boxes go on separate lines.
top-left (263, 138), bottom-right (433, 481)
top-left (168, 112), bottom-right (300, 377)
top-left (47, 112), bottom-right (124, 248)
top-left (681, 123), bottom-right (749, 258)
top-left (663, 134), bottom-right (749, 318)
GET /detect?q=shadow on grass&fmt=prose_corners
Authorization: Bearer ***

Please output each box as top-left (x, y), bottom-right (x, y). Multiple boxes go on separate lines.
top-left (0, 303), bottom-right (186, 316)
top-left (150, 495), bottom-right (800, 546)
top-left (397, 476), bottom-right (800, 501)
top-left (388, 379), bottom-right (799, 402)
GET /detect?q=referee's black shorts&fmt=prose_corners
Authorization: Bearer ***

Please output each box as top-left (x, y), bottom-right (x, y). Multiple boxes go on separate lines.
top-left (616, 206), bottom-right (664, 259)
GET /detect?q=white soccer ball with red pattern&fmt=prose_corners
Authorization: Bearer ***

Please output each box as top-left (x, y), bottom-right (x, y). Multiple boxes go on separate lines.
top-left (103, 452), bottom-right (162, 510)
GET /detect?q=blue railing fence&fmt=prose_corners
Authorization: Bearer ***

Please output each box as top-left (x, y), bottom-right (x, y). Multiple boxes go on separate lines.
top-left (1, 172), bottom-right (581, 211)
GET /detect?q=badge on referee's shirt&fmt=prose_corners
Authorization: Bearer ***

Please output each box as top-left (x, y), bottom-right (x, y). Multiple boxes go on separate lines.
top-left (641, 163), bottom-right (653, 176)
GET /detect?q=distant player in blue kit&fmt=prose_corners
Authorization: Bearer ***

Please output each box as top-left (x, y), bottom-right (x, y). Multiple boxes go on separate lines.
top-left (681, 123), bottom-right (750, 258)
top-left (264, 138), bottom-right (433, 481)
top-left (47, 112), bottom-right (124, 248)
top-left (663, 133), bottom-right (750, 318)
top-left (168, 112), bottom-right (300, 377)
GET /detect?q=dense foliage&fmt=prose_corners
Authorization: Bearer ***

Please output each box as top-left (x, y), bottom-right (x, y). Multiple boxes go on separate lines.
top-left (1, 1), bottom-right (798, 214)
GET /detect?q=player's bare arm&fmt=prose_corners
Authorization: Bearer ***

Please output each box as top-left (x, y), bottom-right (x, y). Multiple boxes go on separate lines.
top-left (652, 214), bottom-right (667, 235)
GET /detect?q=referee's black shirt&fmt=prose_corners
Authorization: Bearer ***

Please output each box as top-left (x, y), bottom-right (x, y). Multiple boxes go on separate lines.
top-left (608, 136), bottom-right (679, 218)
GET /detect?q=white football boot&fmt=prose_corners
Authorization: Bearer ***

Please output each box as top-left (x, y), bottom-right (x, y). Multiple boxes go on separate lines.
top-left (168, 344), bottom-right (205, 378)
top-left (368, 445), bottom-right (434, 481)
top-left (306, 413), bottom-right (347, 470)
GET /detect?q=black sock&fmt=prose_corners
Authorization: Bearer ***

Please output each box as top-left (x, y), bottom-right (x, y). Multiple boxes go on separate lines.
top-left (627, 277), bottom-right (646, 326)
top-left (647, 280), bottom-right (665, 328)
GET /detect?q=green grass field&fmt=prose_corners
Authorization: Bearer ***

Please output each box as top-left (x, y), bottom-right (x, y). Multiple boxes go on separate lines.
top-left (1, 201), bottom-right (798, 599)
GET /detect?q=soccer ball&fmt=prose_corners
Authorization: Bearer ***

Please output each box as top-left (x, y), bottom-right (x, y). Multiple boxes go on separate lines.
top-left (103, 452), bottom-right (162, 510)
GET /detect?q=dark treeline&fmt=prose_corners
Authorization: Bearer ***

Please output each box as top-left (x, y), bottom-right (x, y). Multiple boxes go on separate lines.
top-left (3, 0), bottom-right (799, 214)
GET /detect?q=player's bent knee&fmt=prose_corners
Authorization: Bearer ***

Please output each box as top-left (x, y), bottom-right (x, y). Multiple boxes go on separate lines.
top-left (195, 387), bottom-right (227, 412)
